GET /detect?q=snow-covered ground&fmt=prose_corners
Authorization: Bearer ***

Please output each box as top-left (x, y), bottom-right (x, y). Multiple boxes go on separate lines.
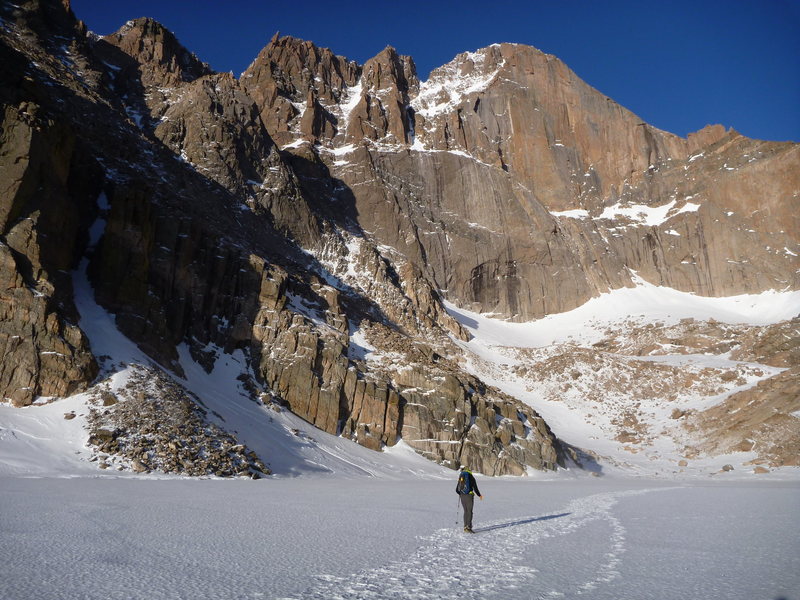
top-left (444, 275), bottom-right (800, 349)
top-left (1, 477), bottom-right (798, 599)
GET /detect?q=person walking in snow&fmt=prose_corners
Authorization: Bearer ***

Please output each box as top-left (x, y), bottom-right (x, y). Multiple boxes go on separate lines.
top-left (455, 465), bottom-right (483, 533)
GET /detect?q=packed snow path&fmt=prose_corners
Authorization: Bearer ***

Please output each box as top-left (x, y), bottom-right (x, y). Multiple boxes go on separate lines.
top-left (284, 488), bottom-right (649, 600)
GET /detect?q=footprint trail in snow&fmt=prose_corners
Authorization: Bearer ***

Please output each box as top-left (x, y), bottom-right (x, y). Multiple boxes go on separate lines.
top-left (282, 487), bottom-right (671, 600)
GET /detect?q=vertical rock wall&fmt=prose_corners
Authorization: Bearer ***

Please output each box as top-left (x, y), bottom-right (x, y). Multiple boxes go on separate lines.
top-left (0, 101), bottom-right (98, 405)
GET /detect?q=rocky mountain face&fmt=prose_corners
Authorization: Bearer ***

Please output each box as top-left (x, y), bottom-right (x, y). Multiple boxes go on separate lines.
top-left (0, 0), bottom-right (796, 476)
top-left (240, 39), bottom-right (798, 320)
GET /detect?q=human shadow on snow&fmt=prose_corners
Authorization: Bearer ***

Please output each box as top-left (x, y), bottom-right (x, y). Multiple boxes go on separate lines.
top-left (474, 512), bottom-right (571, 533)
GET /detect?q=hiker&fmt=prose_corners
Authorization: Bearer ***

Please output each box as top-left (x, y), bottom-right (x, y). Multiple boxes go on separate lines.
top-left (455, 465), bottom-right (483, 533)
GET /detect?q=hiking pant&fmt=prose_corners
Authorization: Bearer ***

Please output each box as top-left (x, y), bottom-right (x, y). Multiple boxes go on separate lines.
top-left (460, 493), bottom-right (474, 529)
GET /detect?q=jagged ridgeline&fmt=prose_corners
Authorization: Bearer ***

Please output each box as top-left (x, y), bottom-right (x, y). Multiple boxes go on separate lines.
top-left (0, 0), bottom-right (797, 475)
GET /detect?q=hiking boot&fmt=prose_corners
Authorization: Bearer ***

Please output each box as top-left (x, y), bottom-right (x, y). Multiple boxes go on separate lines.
top-left (464, 527), bottom-right (474, 533)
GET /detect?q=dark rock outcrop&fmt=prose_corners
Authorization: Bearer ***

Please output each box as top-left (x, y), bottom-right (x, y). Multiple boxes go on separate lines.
top-left (0, 52), bottom-right (99, 405)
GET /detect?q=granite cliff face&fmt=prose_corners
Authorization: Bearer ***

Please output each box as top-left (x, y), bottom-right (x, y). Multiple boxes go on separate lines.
top-left (0, 0), bottom-right (797, 476)
top-left (243, 40), bottom-right (798, 320)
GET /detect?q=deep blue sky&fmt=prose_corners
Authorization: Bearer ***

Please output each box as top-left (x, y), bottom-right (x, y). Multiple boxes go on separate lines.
top-left (70, 0), bottom-right (800, 142)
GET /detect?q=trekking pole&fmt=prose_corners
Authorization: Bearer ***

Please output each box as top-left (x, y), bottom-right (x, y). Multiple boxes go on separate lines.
top-left (455, 495), bottom-right (460, 527)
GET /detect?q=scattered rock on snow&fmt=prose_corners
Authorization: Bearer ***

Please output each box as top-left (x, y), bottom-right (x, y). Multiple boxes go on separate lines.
top-left (85, 366), bottom-right (270, 478)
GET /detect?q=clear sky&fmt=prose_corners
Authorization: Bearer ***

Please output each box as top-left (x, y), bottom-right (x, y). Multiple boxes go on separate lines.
top-left (70, 0), bottom-right (800, 142)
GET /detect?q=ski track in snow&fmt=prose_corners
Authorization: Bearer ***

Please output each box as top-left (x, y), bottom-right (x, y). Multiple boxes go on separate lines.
top-left (282, 487), bottom-right (666, 600)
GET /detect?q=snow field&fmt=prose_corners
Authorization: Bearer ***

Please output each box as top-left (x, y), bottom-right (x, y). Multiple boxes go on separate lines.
top-left (1, 478), bottom-right (797, 600)
top-left (283, 487), bottom-right (639, 599)
top-left (444, 280), bottom-right (800, 350)
top-left (0, 392), bottom-right (96, 477)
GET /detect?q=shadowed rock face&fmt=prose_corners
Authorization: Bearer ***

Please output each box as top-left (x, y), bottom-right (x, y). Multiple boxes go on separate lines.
top-left (0, 0), bottom-right (796, 474)
top-left (0, 35), bottom-right (100, 405)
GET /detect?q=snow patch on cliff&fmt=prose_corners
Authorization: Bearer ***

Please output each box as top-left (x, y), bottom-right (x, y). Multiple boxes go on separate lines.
top-left (596, 199), bottom-right (700, 227)
top-left (412, 48), bottom-right (505, 120)
top-left (444, 279), bottom-right (800, 349)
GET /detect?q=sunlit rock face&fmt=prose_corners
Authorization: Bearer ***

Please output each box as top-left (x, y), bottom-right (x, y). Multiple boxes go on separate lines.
top-left (242, 39), bottom-right (798, 320)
